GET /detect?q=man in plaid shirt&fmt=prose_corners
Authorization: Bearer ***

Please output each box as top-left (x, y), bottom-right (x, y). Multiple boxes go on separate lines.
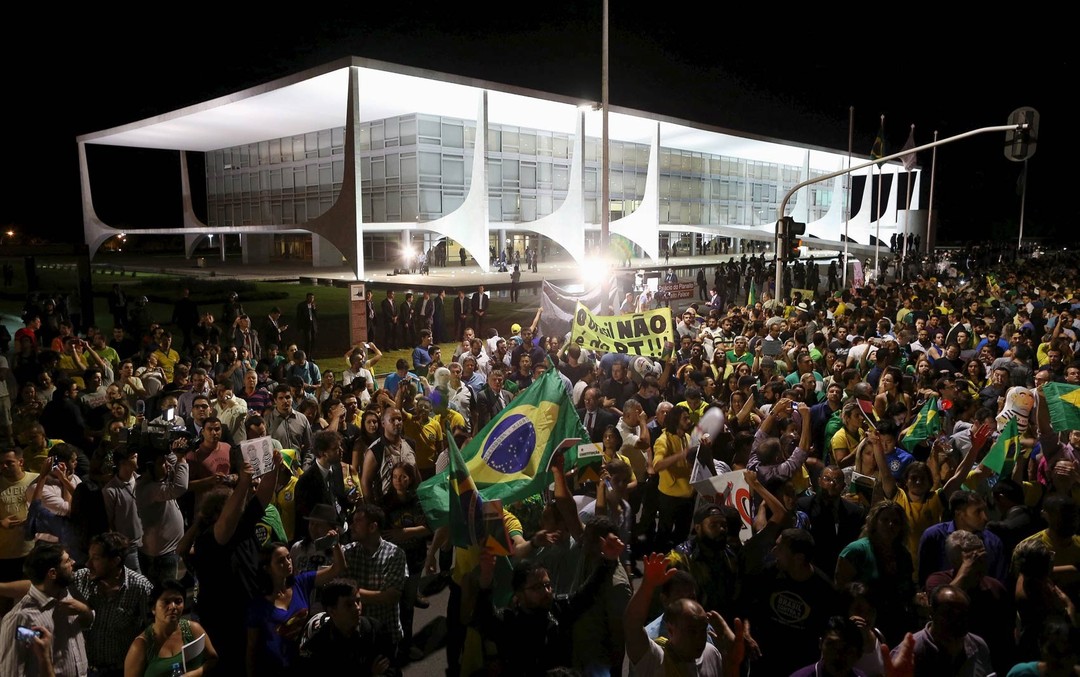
top-left (342, 504), bottom-right (407, 652)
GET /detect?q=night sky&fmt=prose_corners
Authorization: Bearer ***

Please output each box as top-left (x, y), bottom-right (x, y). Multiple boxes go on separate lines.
top-left (2, 6), bottom-right (1065, 246)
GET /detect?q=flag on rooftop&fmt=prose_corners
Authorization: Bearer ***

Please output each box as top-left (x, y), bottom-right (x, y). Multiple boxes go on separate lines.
top-left (900, 125), bottom-right (917, 171)
top-left (1042, 382), bottom-right (1080, 432)
top-left (417, 369), bottom-right (587, 528)
top-left (871, 118), bottom-right (887, 160)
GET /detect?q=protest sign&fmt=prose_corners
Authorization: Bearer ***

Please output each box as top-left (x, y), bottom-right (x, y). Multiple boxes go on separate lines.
top-left (570, 302), bottom-right (675, 357)
top-left (692, 469), bottom-right (754, 542)
top-left (239, 436), bottom-right (277, 478)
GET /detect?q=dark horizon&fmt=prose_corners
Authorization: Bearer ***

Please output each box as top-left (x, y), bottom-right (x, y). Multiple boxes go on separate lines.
top-left (1, 7), bottom-right (1062, 246)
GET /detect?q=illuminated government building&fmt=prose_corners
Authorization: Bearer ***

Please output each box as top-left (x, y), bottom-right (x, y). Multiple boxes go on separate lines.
top-left (78, 57), bottom-right (923, 279)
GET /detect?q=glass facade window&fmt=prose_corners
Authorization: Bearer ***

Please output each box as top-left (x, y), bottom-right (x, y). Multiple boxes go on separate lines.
top-left (205, 112), bottom-right (838, 256)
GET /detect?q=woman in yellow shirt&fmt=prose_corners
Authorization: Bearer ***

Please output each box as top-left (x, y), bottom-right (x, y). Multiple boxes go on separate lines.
top-left (652, 407), bottom-right (695, 551)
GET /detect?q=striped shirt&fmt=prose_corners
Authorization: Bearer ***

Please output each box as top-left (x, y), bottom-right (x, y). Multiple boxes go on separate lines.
top-left (342, 538), bottom-right (407, 642)
top-left (0, 585), bottom-right (88, 677)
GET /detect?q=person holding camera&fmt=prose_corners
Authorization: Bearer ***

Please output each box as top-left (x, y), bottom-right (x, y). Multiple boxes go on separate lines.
top-left (135, 443), bottom-right (190, 589)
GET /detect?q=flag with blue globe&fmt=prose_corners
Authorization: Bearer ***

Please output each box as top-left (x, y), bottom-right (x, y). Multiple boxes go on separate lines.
top-left (418, 368), bottom-right (590, 528)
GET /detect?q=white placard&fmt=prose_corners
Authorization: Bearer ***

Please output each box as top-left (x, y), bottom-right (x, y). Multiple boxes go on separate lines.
top-left (239, 436), bottom-right (276, 478)
top-left (692, 469), bottom-right (754, 543)
top-left (576, 442), bottom-right (602, 459)
top-left (181, 633), bottom-right (205, 672)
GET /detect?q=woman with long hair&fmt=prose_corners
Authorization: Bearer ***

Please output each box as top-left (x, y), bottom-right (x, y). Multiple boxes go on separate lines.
top-left (124, 580), bottom-right (218, 677)
top-left (873, 366), bottom-right (910, 425)
top-left (834, 501), bottom-right (916, 644)
top-left (245, 539), bottom-right (344, 676)
top-left (381, 461), bottom-right (432, 662)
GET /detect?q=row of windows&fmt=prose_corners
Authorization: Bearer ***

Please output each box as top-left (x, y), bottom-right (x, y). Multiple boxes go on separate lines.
top-left (206, 114), bottom-right (833, 227)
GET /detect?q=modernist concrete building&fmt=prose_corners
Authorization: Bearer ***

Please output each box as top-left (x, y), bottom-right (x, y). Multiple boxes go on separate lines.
top-left (77, 57), bottom-right (924, 279)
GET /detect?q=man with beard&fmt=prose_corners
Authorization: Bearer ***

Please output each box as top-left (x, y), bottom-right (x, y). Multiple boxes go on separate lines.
top-left (0, 542), bottom-right (91, 677)
top-left (666, 504), bottom-right (741, 618)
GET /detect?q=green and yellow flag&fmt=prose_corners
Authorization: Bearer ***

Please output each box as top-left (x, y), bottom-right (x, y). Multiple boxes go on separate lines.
top-left (418, 369), bottom-right (588, 528)
top-left (981, 418), bottom-right (1020, 476)
top-left (747, 278), bottom-right (758, 307)
top-left (1042, 382), bottom-right (1080, 432)
top-left (900, 396), bottom-right (941, 451)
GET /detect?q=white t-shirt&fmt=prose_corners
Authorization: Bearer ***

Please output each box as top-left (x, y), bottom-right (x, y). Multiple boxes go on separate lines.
top-left (632, 637), bottom-right (723, 677)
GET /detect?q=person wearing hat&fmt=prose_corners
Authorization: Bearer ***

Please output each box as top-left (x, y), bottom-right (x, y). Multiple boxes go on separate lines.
top-left (666, 503), bottom-right (741, 616)
top-left (290, 503), bottom-right (340, 573)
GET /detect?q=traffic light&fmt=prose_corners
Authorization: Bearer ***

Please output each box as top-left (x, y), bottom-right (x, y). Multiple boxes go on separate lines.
top-left (1005, 107), bottom-right (1039, 162)
top-left (778, 217), bottom-right (805, 261)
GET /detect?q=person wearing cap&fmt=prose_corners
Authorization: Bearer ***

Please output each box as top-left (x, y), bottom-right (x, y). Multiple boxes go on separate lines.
top-left (667, 503), bottom-right (741, 616)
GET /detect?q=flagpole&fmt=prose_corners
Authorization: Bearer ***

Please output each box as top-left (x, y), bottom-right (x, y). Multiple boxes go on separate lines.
top-left (1017, 159), bottom-right (1028, 251)
top-left (843, 105), bottom-right (853, 288)
top-left (926, 130), bottom-right (938, 255)
top-left (874, 114), bottom-right (884, 283)
top-left (901, 124), bottom-right (914, 281)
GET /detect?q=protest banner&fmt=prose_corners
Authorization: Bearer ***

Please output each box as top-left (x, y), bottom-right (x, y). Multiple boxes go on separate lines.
top-left (570, 302), bottom-right (675, 357)
top-left (539, 279), bottom-right (618, 340)
top-left (692, 470), bottom-right (753, 542)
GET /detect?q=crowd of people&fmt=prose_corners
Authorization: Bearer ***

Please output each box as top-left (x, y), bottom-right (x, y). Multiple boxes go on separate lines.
top-left (0, 244), bottom-right (1079, 677)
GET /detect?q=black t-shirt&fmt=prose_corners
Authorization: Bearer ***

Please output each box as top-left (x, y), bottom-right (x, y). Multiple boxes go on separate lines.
top-left (829, 338), bottom-right (852, 362)
top-left (194, 497), bottom-right (265, 620)
top-left (743, 565), bottom-right (838, 676)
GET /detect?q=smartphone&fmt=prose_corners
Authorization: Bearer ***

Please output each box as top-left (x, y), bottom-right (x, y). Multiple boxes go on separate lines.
top-left (16, 626), bottom-right (41, 645)
top-left (135, 400), bottom-right (145, 416)
top-left (165, 407), bottom-right (176, 422)
top-left (313, 533), bottom-right (339, 550)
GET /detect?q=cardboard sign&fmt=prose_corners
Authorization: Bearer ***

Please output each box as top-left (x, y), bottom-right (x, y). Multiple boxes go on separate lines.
top-left (570, 302), bottom-right (676, 357)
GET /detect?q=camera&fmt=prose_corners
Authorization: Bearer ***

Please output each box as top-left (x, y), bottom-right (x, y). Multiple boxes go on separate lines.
top-left (119, 420), bottom-right (196, 465)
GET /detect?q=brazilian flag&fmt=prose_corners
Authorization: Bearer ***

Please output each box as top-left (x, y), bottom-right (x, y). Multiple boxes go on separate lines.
top-left (900, 396), bottom-right (941, 452)
top-left (418, 369), bottom-right (588, 528)
top-left (871, 122), bottom-right (887, 160)
top-left (747, 278), bottom-right (758, 306)
top-left (1042, 382), bottom-right (1080, 432)
top-left (981, 418), bottom-right (1020, 476)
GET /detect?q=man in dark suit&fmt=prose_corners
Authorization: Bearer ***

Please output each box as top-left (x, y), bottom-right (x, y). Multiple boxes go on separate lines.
top-left (471, 285), bottom-right (488, 335)
top-left (261, 306), bottom-right (288, 350)
top-left (576, 386), bottom-right (618, 443)
top-left (400, 292), bottom-right (416, 349)
top-left (294, 429), bottom-right (350, 540)
top-left (453, 290), bottom-right (470, 342)
top-left (418, 291), bottom-right (436, 334)
top-left (364, 290), bottom-right (377, 343)
top-left (432, 290), bottom-right (447, 343)
top-left (381, 290), bottom-right (398, 349)
top-left (296, 292), bottom-right (318, 354)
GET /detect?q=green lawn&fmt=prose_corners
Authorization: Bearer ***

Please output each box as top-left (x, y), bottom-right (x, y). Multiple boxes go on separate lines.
top-left (0, 263), bottom-right (543, 374)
